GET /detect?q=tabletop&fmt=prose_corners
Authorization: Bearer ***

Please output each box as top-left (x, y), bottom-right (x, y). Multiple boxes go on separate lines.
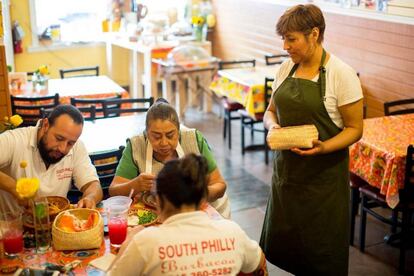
top-left (349, 114), bottom-right (414, 208)
top-left (0, 204), bottom-right (222, 275)
top-left (81, 114), bottom-right (146, 154)
top-left (209, 66), bottom-right (278, 117)
top-left (10, 76), bottom-right (127, 104)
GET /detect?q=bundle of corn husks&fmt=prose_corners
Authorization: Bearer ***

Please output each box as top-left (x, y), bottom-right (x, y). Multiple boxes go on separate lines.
top-left (267, 124), bottom-right (318, 150)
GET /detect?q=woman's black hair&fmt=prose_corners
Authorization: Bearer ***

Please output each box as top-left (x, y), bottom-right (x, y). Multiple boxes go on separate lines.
top-left (145, 98), bottom-right (180, 132)
top-left (156, 153), bottom-right (208, 209)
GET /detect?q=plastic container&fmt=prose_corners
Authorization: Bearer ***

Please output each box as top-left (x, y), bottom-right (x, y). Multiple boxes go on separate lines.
top-left (103, 196), bottom-right (132, 211)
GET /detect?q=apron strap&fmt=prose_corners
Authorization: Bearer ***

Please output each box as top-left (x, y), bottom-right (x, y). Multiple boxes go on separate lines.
top-left (318, 49), bottom-right (327, 99)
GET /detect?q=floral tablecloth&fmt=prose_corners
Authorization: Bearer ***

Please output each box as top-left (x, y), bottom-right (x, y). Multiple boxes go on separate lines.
top-left (0, 204), bottom-right (222, 275)
top-left (349, 114), bottom-right (414, 208)
top-left (209, 66), bottom-right (277, 118)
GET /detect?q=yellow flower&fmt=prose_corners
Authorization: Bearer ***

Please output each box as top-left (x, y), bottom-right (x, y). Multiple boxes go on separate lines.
top-left (20, 160), bottom-right (28, 169)
top-left (16, 178), bottom-right (40, 199)
top-left (38, 65), bottom-right (49, 76)
top-left (192, 16), bottom-right (205, 26)
top-left (4, 116), bottom-right (8, 122)
top-left (9, 115), bottom-right (23, 127)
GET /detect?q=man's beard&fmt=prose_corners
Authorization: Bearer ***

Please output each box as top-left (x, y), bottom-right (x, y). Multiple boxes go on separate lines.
top-left (38, 136), bottom-right (65, 165)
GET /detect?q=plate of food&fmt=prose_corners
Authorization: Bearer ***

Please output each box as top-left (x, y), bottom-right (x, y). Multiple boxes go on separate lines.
top-left (23, 196), bottom-right (70, 228)
top-left (127, 208), bottom-right (158, 227)
top-left (138, 191), bottom-right (157, 208)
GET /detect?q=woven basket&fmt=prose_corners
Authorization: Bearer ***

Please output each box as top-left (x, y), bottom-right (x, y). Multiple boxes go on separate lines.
top-left (52, 208), bottom-right (103, 251)
top-left (267, 124), bottom-right (319, 150)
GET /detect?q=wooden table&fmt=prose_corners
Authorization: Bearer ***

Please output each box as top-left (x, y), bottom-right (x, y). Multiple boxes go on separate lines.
top-left (10, 76), bottom-right (128, 104)
top-left (81, 114), bottom-right (146, 154)
top-left (209, 66), bottom-right (278, 117)
top-left (0, 205), bottom-right (221, 275)
top-left (105, 34), bottom-right (211, 100)
top-left (349, 114), bottom-right (414, 208)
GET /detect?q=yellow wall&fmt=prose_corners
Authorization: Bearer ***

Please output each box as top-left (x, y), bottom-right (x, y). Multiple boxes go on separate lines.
top-left (10, 0), bottom-right (129, 85)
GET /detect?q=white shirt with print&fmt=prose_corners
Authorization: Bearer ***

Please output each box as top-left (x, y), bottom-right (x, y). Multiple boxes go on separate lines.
top-left (108, 211), bottom-right (261, 276)
top-left (272, 54), bottom-right (363, 129)
top-left (0, 125), bottom-right (98, 212)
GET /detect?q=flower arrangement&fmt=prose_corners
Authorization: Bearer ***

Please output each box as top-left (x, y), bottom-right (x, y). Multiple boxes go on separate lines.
top-left (190, 0), bottom-right (215, 42)
top-left (16, 161), bottom-right (51, 252)
top-left (0, 115), bottom-right (23, 133)
top-left (16, 161), bottom-right (40, 200)
top-left (33, 65), bottom-right (50, 87)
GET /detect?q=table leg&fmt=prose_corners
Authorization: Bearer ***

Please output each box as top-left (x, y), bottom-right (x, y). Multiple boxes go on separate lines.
top-left (177, 75), bottom-right (187, 118)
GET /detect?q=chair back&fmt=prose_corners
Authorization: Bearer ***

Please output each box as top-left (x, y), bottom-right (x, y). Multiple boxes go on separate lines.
top-left (70, 95), bottom-right (122, 119)
top-left (384, 99), bottom-right (414, 116)
top-left (103, 97), bottom-right (154, 117)
top-left (91, 146), bottom-right (125, 198)
top-left (11, 94), bottom-right (59, 127)
top-left (400, 145), bottom-right (414, 204)
top-left (264, 77), bottom-right (274, 109)
top-left (264, 54), bottom-right (289, 65)
top-left (59, 66), bottom-right (99, 79)
top-left (218, 59), bottom-right (256, 70)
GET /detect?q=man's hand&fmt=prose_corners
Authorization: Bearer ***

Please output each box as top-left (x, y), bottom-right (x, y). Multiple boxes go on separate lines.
top-left (77, 197), bottom-right (96, 209)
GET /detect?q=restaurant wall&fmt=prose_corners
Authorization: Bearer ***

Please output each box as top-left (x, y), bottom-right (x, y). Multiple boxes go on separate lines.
top-left (9, 0), bottom-right (129, 85)
top-left (211, 0), bottom-right (414, 118)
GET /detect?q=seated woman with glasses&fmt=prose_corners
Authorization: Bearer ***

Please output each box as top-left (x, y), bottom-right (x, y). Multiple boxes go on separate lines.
top-left (109, 98), bottom-right (230, 218)
top-left (107, 154), bottom-right (264, 276)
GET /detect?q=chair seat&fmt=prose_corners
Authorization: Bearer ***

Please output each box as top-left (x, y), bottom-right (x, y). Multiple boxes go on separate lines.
top-left (359, 185), bottom-right (386, 203)
top-left (350, 173), bottom-right (368, 188)
top-left (238, 109), bottom-right (264, 121)
top-left (221, 98), bottom-right (244, 111)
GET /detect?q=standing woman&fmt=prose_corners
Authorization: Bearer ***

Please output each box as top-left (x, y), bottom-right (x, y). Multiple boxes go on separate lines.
top-left (260, 4), bottom-right (363, 275)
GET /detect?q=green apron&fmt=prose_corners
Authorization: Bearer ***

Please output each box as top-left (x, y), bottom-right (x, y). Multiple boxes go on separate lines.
top-left (259, 50), bottom-right (350, 275)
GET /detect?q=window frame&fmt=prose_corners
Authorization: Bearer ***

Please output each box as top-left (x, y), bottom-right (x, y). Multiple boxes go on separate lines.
top-left (28, 0), bottom-right (105, 53)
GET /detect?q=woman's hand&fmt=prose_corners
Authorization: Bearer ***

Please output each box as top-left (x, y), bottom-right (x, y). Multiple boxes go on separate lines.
top-left (291, 139), bottom-right (325, 156)
top-left (132, 173), bottom-right (155, 193)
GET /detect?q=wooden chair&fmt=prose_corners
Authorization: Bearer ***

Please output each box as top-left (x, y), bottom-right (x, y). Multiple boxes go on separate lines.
top-left (10, 94), bottom-right (59, 127)
top-left (59, 65), bottom-right (99, 79)
top-left (384, 99), bottom-right (414, 116)
top-left (238, 77), bottom-right (273, 164)
top-left (40, 105), bottom-right (96, 121)
top-left (264, 53), bottom-right (289, 65)
top-left (349, 172), bottom-right (368, 246)
top-left (218, 59), bottom-right (256, 149)
top-left (70, 95), bottom-right (121, 119)
top-left (359, 145), bottom-right (414, 275)
top-left (67, 146), bottom-right (125, 202)
top-left (102, 97), bottom-right (154, 117)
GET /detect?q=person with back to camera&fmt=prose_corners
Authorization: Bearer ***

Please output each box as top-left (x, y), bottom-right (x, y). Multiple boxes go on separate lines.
top-left (107, 154), bottom-right (265, 276)
top-left (259, 4), bottom-right (363, 275)
top-left (109, 98), bottom-right (230, 218)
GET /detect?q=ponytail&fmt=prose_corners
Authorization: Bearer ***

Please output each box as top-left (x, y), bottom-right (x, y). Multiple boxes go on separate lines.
top-left (156, 154), bottom-right (208, 209)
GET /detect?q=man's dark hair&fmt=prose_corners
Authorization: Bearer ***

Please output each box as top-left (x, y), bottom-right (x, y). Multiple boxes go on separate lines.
top-left (48, 105), bottom-right (84, 126)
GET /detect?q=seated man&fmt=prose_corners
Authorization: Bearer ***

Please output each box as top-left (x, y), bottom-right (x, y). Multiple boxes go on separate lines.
top-left (0, 105), bottom-right (102, 212)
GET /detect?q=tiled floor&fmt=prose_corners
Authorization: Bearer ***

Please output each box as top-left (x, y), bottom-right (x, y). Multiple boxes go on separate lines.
top-left (182, 107), bottom-right (413, 276)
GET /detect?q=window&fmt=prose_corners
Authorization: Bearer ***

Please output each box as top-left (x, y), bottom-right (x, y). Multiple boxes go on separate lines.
top-left (30, 0), bottom-right (109, 47)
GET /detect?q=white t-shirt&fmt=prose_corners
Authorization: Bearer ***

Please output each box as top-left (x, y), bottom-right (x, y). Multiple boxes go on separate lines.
top-left (0, 125), bottom-right (98, 212)
top-left (272, 54), bottom-right (363, 128)
top-left (108, 211), bottom-right (261, 276)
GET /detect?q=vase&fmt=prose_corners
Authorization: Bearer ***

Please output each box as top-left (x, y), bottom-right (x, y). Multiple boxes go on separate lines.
top-left (31, 197), bottom-right (51, 253)
top-left (32, 74), bottom-right (48, 91)
top-left (193, 24), bottom-right (207, 42)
